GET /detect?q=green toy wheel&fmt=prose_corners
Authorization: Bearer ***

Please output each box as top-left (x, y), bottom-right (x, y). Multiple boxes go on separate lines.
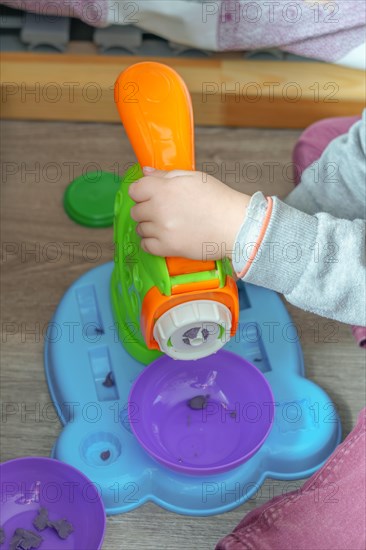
top-left (64, 171), bottom-right (120, 227)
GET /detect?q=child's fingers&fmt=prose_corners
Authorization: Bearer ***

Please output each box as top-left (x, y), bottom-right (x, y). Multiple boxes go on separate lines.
top-left (164, 170), bottom-right (194, 179)
top-left (140, 237), bottom-right (162, 256)
top-left (136, 222), bottom-right (156, 238)
top-left (129, 178), bottom-right (154, 202)
top-left (130, 202), bottom-right (152, 222)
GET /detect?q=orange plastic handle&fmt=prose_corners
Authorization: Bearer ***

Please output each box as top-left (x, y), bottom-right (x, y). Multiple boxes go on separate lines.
top-left (115, 62), bottom-right (216, 280)
top-left (115, 62), bottom-right (195, 171)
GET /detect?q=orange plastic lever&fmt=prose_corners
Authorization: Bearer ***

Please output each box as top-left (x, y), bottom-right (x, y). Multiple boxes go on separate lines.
top-left (115, 62), bottom-right (213, 280)
top-left (115, 62), bottom-right (195, 172)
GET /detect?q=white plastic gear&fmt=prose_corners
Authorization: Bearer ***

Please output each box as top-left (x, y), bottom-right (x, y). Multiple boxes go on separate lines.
top-left (153, 300), bottom-right (232, 360)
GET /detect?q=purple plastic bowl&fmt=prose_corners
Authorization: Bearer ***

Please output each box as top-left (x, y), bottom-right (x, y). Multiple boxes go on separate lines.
top-left (128, 350), bottom-right (274, 475)
top-left (0, 457), bottom-right (105, 550)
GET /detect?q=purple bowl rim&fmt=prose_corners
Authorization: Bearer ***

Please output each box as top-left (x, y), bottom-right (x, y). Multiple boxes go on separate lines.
top-left (128, 350), bottom-right (275, 475)
top-left (0, 456), bottom-right (106, 548)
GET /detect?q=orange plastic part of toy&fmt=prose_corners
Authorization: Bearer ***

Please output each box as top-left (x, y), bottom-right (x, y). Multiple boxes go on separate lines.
top-left (166, 257), bottom-right (216, 277)
top-left (115, 62), bottom-right (214, 280)
top-left (141, 277), bottom-right (239, 351)
top-left (115, 61), bottom-right (195, 172)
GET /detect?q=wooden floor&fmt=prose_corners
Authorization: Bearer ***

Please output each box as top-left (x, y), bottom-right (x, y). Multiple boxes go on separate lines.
top-left (1, 121), bottom-right (365, 550)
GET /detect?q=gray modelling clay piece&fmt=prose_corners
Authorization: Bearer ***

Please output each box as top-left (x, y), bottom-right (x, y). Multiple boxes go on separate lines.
top-left (188, 395), bottom-right (209, 410)
top-left (102, 371), bottom-right (115, 387)
top-left (47, 519), bottom-right (74, 540)
top-left (20, 12), bottom-right (70, 52)
top-left (94, 24), bottom-right (142, 54)
top-left (10, 529), bottom-right (42, 550)
top-left (33, 507), bottom-right (49, 531)
top-left (0, 526), bottom-right (5, 544)
top-left (9, 535), bottom-right (19, 550)
top-left (183, 327), bottom-right (201, 340)
top-left (182, 326), bottom-right (210, 346)
top-left (32, 508), bottom-right (74, 541)
top-left (100, 449), bottom-right (111, 461)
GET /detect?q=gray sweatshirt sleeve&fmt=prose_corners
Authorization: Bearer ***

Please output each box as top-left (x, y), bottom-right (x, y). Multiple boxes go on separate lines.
top-left (232, 113), bottom-right (366, 326)
top-left (284, 110), bottom-right (366, 220)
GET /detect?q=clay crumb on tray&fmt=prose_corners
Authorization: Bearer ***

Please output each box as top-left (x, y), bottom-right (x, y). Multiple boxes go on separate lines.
top-left (10, 528), bottom-right (43, 550)
top-left (100, 450), bottom-right (111, 461)
top-left (0, 527), bottom-right (5, 545)
top-left (188, 395), bottom-right (209, 410)
top-left (102, 372), bottom-right (115, 387)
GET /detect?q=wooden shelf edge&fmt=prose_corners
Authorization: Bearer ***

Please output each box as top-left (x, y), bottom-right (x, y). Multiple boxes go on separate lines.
top-left (1, 52), bottom-right (365, 127)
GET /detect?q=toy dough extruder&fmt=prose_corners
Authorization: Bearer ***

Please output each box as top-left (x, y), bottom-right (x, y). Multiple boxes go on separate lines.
top-left (44, 61), bottom-right (342, 517)
top-left (112, 62), bottom-right (238, 363)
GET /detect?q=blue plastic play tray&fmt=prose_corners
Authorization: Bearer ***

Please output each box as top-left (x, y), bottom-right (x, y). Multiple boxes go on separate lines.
top-left (44, 262), bottom-right (341, 516)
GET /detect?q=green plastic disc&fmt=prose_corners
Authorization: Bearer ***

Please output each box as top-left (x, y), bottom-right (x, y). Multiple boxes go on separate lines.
top-left (64, 171), bottom-right (120, 227)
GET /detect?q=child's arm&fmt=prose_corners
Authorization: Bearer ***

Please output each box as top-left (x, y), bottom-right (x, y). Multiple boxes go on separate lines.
top-left (232, 191), bottom-right (365, 326)
top-left (129, 116), bottom-right (365, 326)
top-left (231, 112), bottom-right (365, 325)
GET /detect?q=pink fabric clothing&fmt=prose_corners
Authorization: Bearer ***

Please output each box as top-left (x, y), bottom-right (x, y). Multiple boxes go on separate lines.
top-left (352, 326), bottom-right (366, 348)
top-left (216, 407), bottom-right (366, 550)
top-left (292, 115), bottom-right (362, 185)
top-left (293, 115), bottom-right (366, 348)
top-left (218, 0), bottom-right (366, 63)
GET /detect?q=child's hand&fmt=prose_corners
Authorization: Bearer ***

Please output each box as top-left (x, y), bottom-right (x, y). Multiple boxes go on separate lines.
top-left (129, 167), bottom-right (250, 260)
